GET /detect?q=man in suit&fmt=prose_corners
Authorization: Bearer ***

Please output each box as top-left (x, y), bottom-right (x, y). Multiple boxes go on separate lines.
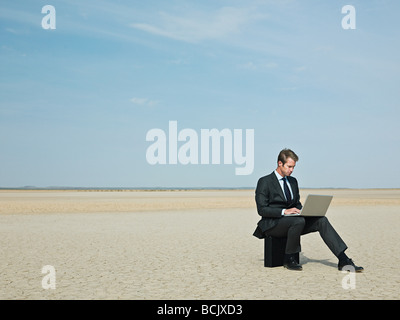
top-left (253, 148), bottom-right (363, 272)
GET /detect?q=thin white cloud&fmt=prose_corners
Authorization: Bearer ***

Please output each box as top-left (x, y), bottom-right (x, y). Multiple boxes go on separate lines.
top-left (294, 66), bottom-right (307, 72)
top-left (5, 28), bottom-right (19, 34)
top-left (130, 6), bottom-right (267, 43)
top-left (240, 61), bottom-right (278, 70)
top-left (130, 97), bottom-right (159, 107)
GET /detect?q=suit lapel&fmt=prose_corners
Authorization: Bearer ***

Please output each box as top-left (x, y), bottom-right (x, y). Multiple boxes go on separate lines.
top-left (287, 176), bottom-right (298, 203)
top-left (270, 171), bottom-right (286, 201)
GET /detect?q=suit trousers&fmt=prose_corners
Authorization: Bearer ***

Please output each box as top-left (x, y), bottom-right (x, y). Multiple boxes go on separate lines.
top-left (265, 216), bottom-right (348, 256)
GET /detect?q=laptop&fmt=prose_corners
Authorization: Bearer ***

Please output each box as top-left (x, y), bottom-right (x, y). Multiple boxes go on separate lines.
top-left (292, 194), bottom-right (333, 217)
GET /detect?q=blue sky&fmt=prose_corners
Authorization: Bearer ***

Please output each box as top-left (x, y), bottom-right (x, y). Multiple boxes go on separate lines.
top-left (1, 0), bottom-right (399, 188)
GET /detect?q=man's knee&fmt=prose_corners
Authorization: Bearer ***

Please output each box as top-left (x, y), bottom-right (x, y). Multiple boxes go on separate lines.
top-left (315, 216), bottom-right (331, 230)
top-left (290, 216), bottom-right (306, 228)
top-left (318, 216), bottom-right (329, 225)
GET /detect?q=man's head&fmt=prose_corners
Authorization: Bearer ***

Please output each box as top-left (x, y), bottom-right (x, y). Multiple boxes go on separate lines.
top-left (276, 148), bottom-right (299, 177)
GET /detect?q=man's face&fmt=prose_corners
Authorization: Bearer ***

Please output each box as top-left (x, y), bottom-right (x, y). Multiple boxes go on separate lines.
top-left (278, 158), bottom-right (296, 177)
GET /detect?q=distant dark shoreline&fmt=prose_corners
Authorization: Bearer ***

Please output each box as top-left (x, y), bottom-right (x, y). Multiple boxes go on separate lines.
top-left (0, 186), bottom-right (254, 191)
top-left (1, 186), bottom-right (397, 191)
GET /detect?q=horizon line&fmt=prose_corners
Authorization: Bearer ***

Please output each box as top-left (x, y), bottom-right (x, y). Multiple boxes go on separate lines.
top-left (1, 186), bottom-right (399, 191)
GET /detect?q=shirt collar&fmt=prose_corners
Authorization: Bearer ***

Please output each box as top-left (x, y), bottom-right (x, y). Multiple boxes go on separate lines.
top-left (274, 170), bottom-right (286, 181)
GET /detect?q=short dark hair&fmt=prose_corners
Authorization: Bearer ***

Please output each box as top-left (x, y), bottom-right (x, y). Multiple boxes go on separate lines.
top-left (277, 148), bottom-right (299, 164)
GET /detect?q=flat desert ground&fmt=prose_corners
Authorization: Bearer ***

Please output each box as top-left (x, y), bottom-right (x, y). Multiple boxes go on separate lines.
top-left (1, 189), bottom-right (400, 300)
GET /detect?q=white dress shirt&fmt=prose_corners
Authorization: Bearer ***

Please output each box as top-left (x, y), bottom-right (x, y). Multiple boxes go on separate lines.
top-left (274, 170), bottom-right (294, 216)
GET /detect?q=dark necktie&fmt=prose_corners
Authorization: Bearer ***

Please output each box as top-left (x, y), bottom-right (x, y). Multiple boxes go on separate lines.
top-left (282, 177), bottom-right (292, 203)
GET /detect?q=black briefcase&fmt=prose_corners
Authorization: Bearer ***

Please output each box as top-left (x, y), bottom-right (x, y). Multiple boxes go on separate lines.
top-left (264, 236), bottom-right (299, 267)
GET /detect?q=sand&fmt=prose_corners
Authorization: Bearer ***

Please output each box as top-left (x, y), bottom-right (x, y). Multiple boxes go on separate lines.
top-left (1, 189), bottom-right (399, 300)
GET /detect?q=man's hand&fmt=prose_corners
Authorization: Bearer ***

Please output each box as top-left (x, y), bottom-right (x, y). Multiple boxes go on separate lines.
top-left (284, 208), bottom-right (301, 215)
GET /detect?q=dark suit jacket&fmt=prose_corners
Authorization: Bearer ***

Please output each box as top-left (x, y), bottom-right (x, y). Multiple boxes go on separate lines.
top-left (253, 171), bottom-right (303, 239)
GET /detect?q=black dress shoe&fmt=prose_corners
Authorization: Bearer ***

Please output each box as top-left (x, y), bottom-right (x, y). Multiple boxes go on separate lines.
top-left (283, 255), bottom-right (302, 271)
top-left (338, 258), bottom-right (363, 273)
